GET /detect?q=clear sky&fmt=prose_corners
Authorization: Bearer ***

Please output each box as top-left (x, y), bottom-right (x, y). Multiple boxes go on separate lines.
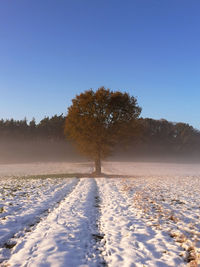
top-left (0, 0), bottom-right (200, 129)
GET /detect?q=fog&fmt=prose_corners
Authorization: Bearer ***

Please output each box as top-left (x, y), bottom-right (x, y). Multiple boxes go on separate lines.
top-left (0, 140), bottom-right (83, 164)
top-left (110, 141), bottom-right (200, 164)
top-left (0, 139), bottom-right (199, 165)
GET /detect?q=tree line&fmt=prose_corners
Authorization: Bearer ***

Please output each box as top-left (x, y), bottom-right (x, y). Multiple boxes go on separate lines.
top-left (130, 118), bottom-right (200, 159)
top-left (0, 114), bottom-right (199, 158)
top-left (0, 115), bottom-right (66, 142)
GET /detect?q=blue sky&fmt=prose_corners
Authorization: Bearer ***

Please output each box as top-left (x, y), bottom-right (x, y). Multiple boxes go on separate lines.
top-left (0, 0), bottom-right (200, 128)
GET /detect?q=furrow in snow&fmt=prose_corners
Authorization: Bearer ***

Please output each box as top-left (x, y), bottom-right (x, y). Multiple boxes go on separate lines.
top-left (7, 178), bottom-right (101, 267)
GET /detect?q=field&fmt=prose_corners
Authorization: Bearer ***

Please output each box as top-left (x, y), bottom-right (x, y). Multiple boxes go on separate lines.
top-left (0, 162), bottom-right (200, 266)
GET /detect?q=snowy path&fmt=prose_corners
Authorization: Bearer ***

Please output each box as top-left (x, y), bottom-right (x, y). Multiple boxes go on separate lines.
top-left (97, 178), bottom-right (185, 267)
top-left (7, 178), bottom-right (102, 267)
top-left (0, 178), bottom-right (78, 262)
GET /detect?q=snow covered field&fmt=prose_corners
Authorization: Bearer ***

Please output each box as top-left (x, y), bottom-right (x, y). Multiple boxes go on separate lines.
top-left (0, 162), bottom-right (200, 266)
top-left (0, 162), bottom-right (92, 178)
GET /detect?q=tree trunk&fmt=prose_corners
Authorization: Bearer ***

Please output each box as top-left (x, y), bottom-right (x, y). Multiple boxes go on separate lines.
top-left (95, 157), bottom-right (101, 175)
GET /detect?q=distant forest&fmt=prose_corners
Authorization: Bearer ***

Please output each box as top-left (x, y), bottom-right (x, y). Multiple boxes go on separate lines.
top-left (0, 114), bottom-right (200, 163)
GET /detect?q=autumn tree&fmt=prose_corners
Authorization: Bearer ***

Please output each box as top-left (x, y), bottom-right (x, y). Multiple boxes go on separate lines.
top-left (64, 87), bottom-right (142, 175)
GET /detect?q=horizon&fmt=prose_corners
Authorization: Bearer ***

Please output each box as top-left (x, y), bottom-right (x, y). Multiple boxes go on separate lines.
top-left (0, 1), bottom-right (200, 129)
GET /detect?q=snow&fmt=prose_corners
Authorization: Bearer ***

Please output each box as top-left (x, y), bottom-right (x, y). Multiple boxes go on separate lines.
top-left (0, 177), bottom-right (78, 263)
top-left (7, 178), bottom-right (101, 267)
top-left (0, 162), bottom-right (92, 178)
top-left (102, 161), bottom-right (200, 177)
top-left (0, 161), bottom-right (200, 266)
top-left (97, 178), bottom-right (185, 266)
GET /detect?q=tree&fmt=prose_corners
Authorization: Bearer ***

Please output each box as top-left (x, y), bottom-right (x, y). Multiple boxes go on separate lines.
top-left (38, 114), bottom-right (66, 141)
top-left (64, 87), bottom-right (142, 175)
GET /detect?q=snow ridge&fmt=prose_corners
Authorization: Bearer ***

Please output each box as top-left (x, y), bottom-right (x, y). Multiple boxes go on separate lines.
top-left (97, 178), bottom-right (185, 267)
top-left (0, 178), bottom-right (78, 246)
top-left (7, 178), bottom-right (103, 267)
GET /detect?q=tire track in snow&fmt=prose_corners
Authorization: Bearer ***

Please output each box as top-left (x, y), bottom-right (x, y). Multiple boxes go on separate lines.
top-left (92, 179), bottom-right (108, 267)
top-left (0, 178), bottom-right (79, 264)
top-left (6, 178), bottom-right (105, 267)
top-left (96, 178), bottom-right (185, 267)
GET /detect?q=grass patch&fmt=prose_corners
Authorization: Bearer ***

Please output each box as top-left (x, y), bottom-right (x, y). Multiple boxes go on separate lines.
top-left (10, 173), bottom-right (135, 180)
top-left (17, 173), bottom-right (93, 179)
top-left (0, 207), bottom-right (4, 213)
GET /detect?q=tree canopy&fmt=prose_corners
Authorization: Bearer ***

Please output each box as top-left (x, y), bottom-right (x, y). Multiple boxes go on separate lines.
top-left (64, 87), bottom-right (142, 174)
